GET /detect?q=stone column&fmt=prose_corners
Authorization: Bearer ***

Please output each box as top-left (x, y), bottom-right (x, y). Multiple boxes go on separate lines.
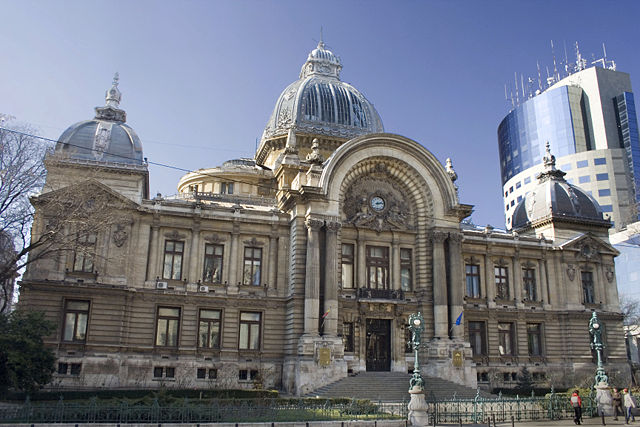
top-left (484, 252), bottom-right (494, 302)
top-left (595, 263), bottom-right (606, 305)
top-left (357, 229), bottom-right (366, 288)
top-left (147, 224), bottom-right (160, 280)
top-left (228, 222), bottom-right (240, 292)
top-left (189, 223), bottom-right (200, 283)
top-left (448, 233), bottom-right (464, 338)
top-left (324, 220), bottom-right (341, 336)
top-left (512, 251), bottom-right (522, 304)
top-left (268, 224), bottom-right (278, 291)
top-left (431, 231), bottom-right (448, 339)
top-left (392, 234), bottom-right (401, 290)
top-left (304, 217), bottom-right (324, 336)
top-left (538, 258), bottom-right (548, 304)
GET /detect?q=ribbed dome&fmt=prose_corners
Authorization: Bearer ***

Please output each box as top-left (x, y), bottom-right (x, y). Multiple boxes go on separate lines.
top-left (55, 74), bottom-right (144, 166)
top-left (511, 144), bottom-right (608, 229)
top-left (261, 41), bottom-right (383, 142)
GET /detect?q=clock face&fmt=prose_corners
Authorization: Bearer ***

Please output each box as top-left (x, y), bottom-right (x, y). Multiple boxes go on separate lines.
top-left (370, 196), bottom-right (385, 212)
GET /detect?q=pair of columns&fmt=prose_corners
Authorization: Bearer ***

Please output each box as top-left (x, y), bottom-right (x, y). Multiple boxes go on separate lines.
top-left (431, 231), bottom-right (464, 339)
top-left (303, 217), bottom-right (340, 337)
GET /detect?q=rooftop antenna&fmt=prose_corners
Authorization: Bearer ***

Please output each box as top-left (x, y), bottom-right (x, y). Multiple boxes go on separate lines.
top-left (514, 72), bottom-right (520, 105)
top-left (551, 40), bottom-right (560, 82)
top-left (563, 40), bottom-right (570, 76)
top-left (521, 74), bottom-right (525, 99)
top-left (320, 26), bottom-right (323, 44)
top-left (575, 41), bottom-right (586, 71)
top-left (536, 61), bottom-right (543, 92)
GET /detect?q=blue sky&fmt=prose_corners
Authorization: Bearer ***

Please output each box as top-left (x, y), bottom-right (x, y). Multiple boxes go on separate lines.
top-left (2, 0), bottom-right (640, 227)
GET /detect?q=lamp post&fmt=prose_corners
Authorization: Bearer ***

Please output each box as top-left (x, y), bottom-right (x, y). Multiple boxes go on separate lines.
top-left (407, 312), bottom-right (429, 426)
top-left (408, 312), bottom-right (425, 390)
top-left (589, 311), bottom-right (609, 386)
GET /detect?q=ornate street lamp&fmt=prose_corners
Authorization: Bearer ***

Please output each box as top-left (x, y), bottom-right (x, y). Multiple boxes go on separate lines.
top-left (589, 311), bottom-right (609, 386)
top-left (408, 312), bottom-right (425, 390)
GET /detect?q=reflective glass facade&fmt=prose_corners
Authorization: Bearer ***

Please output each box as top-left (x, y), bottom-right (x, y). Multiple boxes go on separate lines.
top-left (498, 86), bottom-right (586, 185)
top-left (615, 92), bottom-right (640, 218)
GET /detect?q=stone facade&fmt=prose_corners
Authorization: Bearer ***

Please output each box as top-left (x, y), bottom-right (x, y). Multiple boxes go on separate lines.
top-left (18, 43), bottom-right (629, 395)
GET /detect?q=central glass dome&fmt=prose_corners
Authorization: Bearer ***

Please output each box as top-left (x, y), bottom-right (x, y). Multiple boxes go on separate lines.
top-left (260, 41), bottom-right (384, 143)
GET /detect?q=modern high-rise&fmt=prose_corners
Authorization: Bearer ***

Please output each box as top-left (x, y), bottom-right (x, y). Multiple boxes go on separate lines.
top-left (498, 64), bottom-right (640, 231)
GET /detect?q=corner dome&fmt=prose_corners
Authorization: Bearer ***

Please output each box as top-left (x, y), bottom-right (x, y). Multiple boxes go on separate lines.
top-left (511, 143), bottom-right (608, 230)
top-left (261, 41), bottom-right (384, 142)
top-left (55, 74), bottom-right (144, 166)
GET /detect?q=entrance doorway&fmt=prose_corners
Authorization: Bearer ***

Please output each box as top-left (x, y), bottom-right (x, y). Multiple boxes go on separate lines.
top-left (366, 319), bottom-right (391, 371)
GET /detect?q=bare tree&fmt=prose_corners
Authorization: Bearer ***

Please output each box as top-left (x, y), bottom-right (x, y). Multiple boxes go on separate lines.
top-left (0, 121), bottom-right (50, 312)
top-left (620, 293), bottom-right (640, 326)
top-left (0, 121), bottom-right (133, 312)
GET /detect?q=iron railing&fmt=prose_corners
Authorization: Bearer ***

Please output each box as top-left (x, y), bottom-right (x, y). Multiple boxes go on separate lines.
top-left (0, 390), bottom-right (596, 424)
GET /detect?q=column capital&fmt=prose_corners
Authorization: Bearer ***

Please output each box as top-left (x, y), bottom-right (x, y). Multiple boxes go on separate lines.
top-left (448, 232), bottom-right (463, 245)
top-left (429, 230), bottom-right (448, 244)
top-left (326, 220), bottom-right (342, 233)
top-left (305, 217), bottom-right (325, 230)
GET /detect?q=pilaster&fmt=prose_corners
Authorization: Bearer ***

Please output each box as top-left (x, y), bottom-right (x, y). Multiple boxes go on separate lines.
top-left (430, 230), bottom-right (448, 339)
top-left (448, 232), bottom-right (464, 338)
top-left (323, 220), bottom-right (341, 336)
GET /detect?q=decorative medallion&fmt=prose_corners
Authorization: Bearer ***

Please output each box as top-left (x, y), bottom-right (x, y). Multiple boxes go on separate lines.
top-left (243, 237), bottom-right (264, 247)
top-left (204, 233), bottom-right (226, 244)
top-left (93, 122), bottom-right (113, 160)
top-left (112, 224), bottom-right (128, 248)
top-left (567, 264), bottom-right (576, 282)
top-left (605, 266), bottom-right (615, 283)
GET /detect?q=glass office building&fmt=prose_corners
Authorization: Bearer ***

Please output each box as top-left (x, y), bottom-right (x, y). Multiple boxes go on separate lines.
top-left (498, 66), bottom-right (640, 231)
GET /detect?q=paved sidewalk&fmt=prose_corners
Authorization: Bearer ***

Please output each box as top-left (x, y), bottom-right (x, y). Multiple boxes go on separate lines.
top-left (443, 415), bottom-right (636, 426)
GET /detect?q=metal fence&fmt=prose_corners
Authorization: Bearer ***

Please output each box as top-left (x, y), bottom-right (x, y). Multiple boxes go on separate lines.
top-left (0, 397), bottom-right (406, 424)
top-left (0, 390), bottom-right (595, 424)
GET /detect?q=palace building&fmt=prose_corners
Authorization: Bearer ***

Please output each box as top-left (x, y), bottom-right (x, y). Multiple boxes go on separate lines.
top-left (19, 42), bottom-right (628, 395)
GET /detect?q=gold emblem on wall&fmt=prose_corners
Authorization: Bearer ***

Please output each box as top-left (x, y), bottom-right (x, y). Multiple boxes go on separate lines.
top-left (452, 350), bottom-right (463, 368)
top-left (318, 348), bottom-right (331, 366)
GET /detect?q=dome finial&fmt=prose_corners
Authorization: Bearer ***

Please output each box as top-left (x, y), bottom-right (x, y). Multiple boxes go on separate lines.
top-left (542, 141), bottom-right (557, 171)
top-left (300, 39), bottom-right (342, 79)
top-left (105, 72), bottom-right (122, 109)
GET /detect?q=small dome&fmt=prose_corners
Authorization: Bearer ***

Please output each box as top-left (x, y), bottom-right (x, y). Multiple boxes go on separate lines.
top-left (511, 143), bottom-right (608, 229)
top-left (261, 41), bottom-right (383, 142)
top-left (55, 74), bottom-right (144, 166)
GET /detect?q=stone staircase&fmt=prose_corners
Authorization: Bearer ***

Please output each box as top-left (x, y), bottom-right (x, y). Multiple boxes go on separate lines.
top-left (306, 371), bottom-right (493, 402)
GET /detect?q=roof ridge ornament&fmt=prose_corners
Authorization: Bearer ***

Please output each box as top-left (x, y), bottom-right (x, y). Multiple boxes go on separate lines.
top-left (95, 72), bottom-right (126, 122)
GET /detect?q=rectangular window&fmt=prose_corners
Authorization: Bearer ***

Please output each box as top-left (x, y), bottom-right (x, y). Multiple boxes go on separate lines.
top-left (578, 175), bottom-right (591, 184)
top-left (221, 182), bottom-right (234, 194)
top-left (494, 266), bottom-right (509, 299)
top-left (243, 247), bottom-right (262, 286)
top-left (239, 369), bottom-right (259, 381)
top-left (203, 244), bottom-right (223, 283)
top-left (198, 309), bottom-right (221, 349)
top-left (465, 264), bottom-right (481, 298)
top-left (469, 321), bottom-right (486, 356)
top-left (155, 307), bottom-right (180, 347)
top-left (153, 367), bottom-right (163, 378)
top-left (69, 363), bottom-right (82, 376)
top-left (527, 323), bottom-right (543, 356)
top-left (63, 300), bottom-right (90, 342)
top-left (366, 246), bottom-right (389, 289)
top-left (162, 240), bottom-right (184, 280)
top-left (524, 177), bottom-right (531, 184)
top-left (197, 368), bottom-right (206, 379)
top-left (582, 271), bottom-right (595, 304)
top-left (239, 312), bottom-right (261, 350)
top-left (343, 322), bottom-right (354, 353)
top-left (153, 366), bottom-right (175, 378)
top-left (598, 188), bottom-right (611, 197)
top-left (498, 322), bottom-right (514, 356)
top-left (400, 248), bottom-right (412, 291)
top-left (515, 181), bottom-right (521, 189)
top-left (601, 205), bottom-right (613, 212)
top-left (560, 163), bottom-right (572, 171)
top-left (58, 363), bottom-right (68, 374)
top-left (596, 173), bottom-right (609, 181)
top-left (577, 160), bottom-right (589, 168)
top-left (341, 244), bottom-right (354, 289)
top-left (197, 368), bottom-right (218, 380)
top-left (165, 367), bottom-right (175, 378)
top-left (522, 268), bottom-right (537, 301)
top-left (73, 233), bottom-right (97, 273)
top-left (594, 157), bottom-right (607, 165)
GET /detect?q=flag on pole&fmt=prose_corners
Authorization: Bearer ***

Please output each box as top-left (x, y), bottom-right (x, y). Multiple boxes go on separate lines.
top-left (455, 311), bottom-right (463, 326)
top-left (320, 308), bottom-right (330, 330)
top-left (322, 308), bottom-right (330, 319)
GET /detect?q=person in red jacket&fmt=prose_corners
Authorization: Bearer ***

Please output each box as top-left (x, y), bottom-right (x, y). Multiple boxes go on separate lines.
top-left (571, 390), bottom-right (583, 425)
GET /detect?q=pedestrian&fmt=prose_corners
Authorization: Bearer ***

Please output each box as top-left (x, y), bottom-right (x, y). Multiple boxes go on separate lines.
top-left (613, 388), bottom-right (624, 421)
top-left (624, 388), bottom-right (636, 424)
top-left (571, 389), bottom-right (583, 425)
